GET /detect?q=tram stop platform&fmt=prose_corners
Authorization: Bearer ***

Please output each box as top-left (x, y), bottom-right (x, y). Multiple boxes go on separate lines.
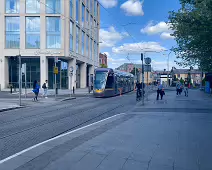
top-left (1, 90), bottom-right (212, 170)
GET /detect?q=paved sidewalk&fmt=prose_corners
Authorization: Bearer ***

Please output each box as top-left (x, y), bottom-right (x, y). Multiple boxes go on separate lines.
top-left (0, 96), bottom-right (76, 112)
top-left (1, 90), bottom-right (212, 170)
top-left (0, 88), bottom-right (92, 112)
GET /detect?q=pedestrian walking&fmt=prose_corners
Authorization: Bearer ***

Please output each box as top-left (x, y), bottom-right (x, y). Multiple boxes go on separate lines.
top-left (32, 80), bottom-right (40, 101)
top-left (184, 82), bottom-right (188, 97)
top-left (42, 80), bottom-right (48, 98)
top-left (157, 82), bottom-right (164, 100)
top-left (176, 81), bottom-right (181, 95)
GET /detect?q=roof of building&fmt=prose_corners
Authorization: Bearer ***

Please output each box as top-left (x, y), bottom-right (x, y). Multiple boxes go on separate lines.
top-left (172, 69), bottom-right (202, 74)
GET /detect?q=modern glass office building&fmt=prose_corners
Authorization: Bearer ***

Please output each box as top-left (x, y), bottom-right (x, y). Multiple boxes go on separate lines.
top-left (0, 0), bottom-right (100, 89)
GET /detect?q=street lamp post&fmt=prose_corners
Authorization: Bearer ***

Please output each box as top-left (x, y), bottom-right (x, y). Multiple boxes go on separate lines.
top-left (141, 53), bottom-right (144, 106)
top-left (167, 51), bottom-right (172, 86)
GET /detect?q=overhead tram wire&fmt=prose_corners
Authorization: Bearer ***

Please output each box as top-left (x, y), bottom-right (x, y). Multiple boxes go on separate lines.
top-left (97, 0), bottom-right (146, 53)
top-left (97, 0), bottom-right (167, 57)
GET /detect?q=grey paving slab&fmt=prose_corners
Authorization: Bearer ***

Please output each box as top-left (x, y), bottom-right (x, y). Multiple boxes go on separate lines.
top-left (96, 154), bottom-right (126, 170)
top-left (148, 163), bottom-right (173, 170)
top-left (44, 150), bottom-right (88, 170)
top-left (0, 155), bottom-right (32, 170)
top-left (70, 152), bottom-right (106, 170)
top-left (21, 145), bottom-right (52, 159)
top-left (122, 159), bottom-right (148, 170)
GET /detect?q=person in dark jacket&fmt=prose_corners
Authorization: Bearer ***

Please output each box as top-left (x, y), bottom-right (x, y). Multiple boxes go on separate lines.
top-left (32, 80), bottom-right (40, 101)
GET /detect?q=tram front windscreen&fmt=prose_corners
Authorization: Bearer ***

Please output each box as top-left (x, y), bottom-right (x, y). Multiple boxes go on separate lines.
top-left (94, 71), bottom-right (108, 90)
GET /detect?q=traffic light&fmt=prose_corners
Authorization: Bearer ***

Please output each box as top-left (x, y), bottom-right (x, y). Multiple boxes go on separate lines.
top-left (141, 53), bottom-right (144, 61)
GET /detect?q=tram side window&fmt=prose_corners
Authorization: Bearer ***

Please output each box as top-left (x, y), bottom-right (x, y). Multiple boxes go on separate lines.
top-left (105, 74), bottom-right (114, 88)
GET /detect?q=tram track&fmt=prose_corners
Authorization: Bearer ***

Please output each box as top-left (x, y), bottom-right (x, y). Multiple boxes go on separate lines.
top-left (0, 92), bottom-right (136, 160)
top-left (0, 97), bottom-right (105, 126)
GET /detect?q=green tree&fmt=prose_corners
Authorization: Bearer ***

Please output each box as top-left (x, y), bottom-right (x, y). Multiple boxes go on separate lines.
top-left (168, 0), bottom-right (212, 72)
top-left (100, 64), bottom-right (107, 68)
top-left (130, 67), bottom-right (139, 75)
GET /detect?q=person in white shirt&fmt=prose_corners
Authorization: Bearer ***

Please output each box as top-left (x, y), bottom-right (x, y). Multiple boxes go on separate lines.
top-left (42, 80), bottom-right (48, 98)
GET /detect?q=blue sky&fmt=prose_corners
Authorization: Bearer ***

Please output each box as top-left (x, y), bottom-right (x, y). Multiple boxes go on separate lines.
top-left (98, 0), bottom-right (181, 70)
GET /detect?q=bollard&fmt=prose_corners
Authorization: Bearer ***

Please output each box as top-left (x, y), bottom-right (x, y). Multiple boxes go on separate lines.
top-left (73, 86), bottom-right (75, 94)
top-left (10, 85), bottom-right (13, 94)
top-left (14, 84), bottom-right (16, 92)
top-left (56, 88), bottom-right (58, 95)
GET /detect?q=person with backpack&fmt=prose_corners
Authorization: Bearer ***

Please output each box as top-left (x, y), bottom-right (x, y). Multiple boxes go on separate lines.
top-left (42, 80), bottom-right (48, 98)
top-left (32, 80), bottom-right (40, 101)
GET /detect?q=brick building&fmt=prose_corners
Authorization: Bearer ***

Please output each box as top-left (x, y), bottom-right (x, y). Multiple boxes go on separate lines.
top-left (99, 53), bottom-right (108, 67)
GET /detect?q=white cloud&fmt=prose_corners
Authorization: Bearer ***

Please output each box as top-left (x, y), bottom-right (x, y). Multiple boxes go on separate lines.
top-left (120, 0), bottom-right (144, 16)
top-left (152, 60), bottom-right (179, 70)
top-left (160, 32), bottom-right (175, 40)
top-left (108, 57), bottom-right (129, 68)
top-left (112, 42), bottom-right (166, 54)
top-left (98, 0), bottom-right (118, 8)
top-left (99, 26), bottom-right (129, 49)
top-left (141, 21), bottom-right (171, 35)
top-left (102, 52), bottom-right (110, 57)
top-left (141, 21), bottom-right (175, 40)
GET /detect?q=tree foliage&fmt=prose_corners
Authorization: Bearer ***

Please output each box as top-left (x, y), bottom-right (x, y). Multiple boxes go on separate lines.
top-left (130, 67), bottom-right (139, 75)
top-left (100, 64), bottom-right (107, 68)
top-left (169, 0), bottom-right (212, 72)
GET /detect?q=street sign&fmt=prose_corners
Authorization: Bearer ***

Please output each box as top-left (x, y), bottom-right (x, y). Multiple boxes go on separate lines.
top-left (54, 57), bottom-right (58, 63)
top-left (145, 57), bottom-right (151, 65)
top-left (54, 67), bottom-right (58, 74)
top-left (21, 63), bottom-right (26, 74)
top-left (144, 65), bottom-right (151, 72)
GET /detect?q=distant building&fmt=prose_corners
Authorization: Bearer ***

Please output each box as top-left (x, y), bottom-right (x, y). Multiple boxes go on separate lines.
top-left (153, 70), bottom-right (171, 86)
top-left (116, 63), bottom-right (153, 84)
top-left (170, 67), bottom-right (204, 86)
top-left (99, 53), bottom-right (108, 67)
top-left (116, 63), bottom-right (142, 73)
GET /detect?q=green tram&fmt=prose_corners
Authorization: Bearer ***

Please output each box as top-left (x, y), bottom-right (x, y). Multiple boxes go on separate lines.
top-left (93, 68), bottom-right (134, 97)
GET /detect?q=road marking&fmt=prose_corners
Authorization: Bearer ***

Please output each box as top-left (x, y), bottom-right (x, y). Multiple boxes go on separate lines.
top-left (0, 112), bottom-right (126, 164)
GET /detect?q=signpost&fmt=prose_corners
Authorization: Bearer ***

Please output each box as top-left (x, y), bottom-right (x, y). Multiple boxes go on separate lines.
top-left (22, 63), bottom-right (27, 98)
top-left (141, 53), bottom-right (144, 106)
top-left (17, 55), bottom-right (22, 106)
top-left (54, 57), bottom-right (58, 99)
top-left (145, 57), bottom-right (152, 101)
top-left (69, 66), bottom-right (74, 97)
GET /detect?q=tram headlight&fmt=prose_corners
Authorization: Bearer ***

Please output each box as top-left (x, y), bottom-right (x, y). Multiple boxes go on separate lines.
top-left (95, 89), bottom-right (103, 93)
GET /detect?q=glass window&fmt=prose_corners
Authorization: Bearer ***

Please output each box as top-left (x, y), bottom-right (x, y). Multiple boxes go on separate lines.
top-left (90, 0), bottom-right (93, 14)
top-left (70, 0), bottom-right (73, 18)
top-left (81, 31), bottom-right (85, 55)
top-left (93, 41), bottom-right (96, 62)
top-left (86, 0), bottom-right (89, 9)
top-left (86, 35), bottom-right (89, 57)
top-left (82, 4), bottom-right (85, 27)
top-left (6, 0), bottom-right (19, 13)
top-left (94, 0), bottom-right (97, 17)
top-left (70, 21), bottom-right (73, 51)
top-left (76, 26), bottom-right (80, 53)
top-left (26, 0), bottom-right (40, 13)
top-left (46, 0), bottom-right (60, 14)
top-left (5, 17), bottom-right (20, 48)
top-left (76, 0), bottom-right (79, 23)
top-left (90, 39), bottom-right (92, 60)
top-left (90, 15), bottom-right (93, 35)
top-left (26, 17), bottom-right (40, 49)
top-left (46, 17), bottom-right (61, 48)
top-left (86, 10), bottom-right (89, 28)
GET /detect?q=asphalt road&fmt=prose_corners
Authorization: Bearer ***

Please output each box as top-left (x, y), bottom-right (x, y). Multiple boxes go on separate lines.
top-left (0, 92), bottom-right (137, 160)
